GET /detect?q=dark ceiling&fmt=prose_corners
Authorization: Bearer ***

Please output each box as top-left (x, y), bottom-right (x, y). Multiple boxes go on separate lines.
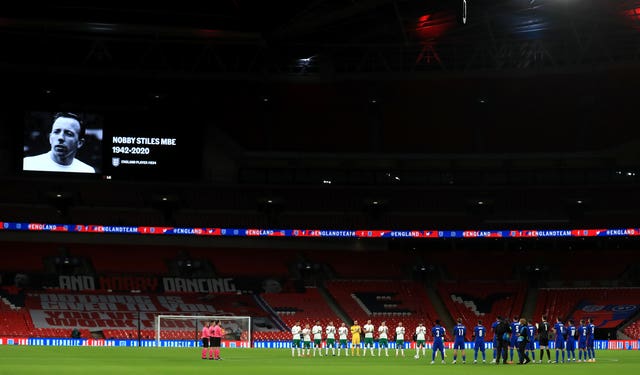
top-left (1, 0), bottom-right (639, 81)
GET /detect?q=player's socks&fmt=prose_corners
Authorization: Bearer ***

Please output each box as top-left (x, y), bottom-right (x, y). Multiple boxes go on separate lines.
top-left (562, 351), bottom-right (565, 362)
top-left (202, 348), bottom-right (207, 359)
top-left (509, 348), bottom-right (514, 361)
top-left (462, 355), bottom-right (466, 362)
top-left (209, 348), bottom-right (214, 359)
top-left (555, 351), bottom-right (559, 362)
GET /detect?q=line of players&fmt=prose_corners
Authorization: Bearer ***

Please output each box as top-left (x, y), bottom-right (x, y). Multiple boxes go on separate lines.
top-left (494, 315), bottom-right (598, 364)
top-left (290, 319), bottom-right (466, 364)
top-left (289, 316), bottom-right (597, 365)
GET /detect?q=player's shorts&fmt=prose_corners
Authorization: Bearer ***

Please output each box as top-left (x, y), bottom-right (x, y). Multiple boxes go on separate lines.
top-left (292, 339), bottom-right (301, 348)
top-left (396, 340), bottom-right (404, 348)
top-left (453, 339), bottom-right (465, 350)
top-left (526, 341), bottom-right (535, 351)
top-left (351, 334), bottom-right (360, 345)
top-left (566, 339), bottom-right (575, 351)
top-left (433, 341), bottom-right (444, 351)
top-left (555, 340), bottom-right (565, 350)
top-left (510, 337), bottom-right (518, 348)
top-left (326, 338), bottom-right (335, 346)
top-left (474, 341), bottom-right (485, 351)
top-left (314, 339), bottom-right (322, 347)
top-left (339, 339), bottom-right (348, 348)
top-left (586, 337), bottom-right (594, 348)
top-left (539, 337), bottom-right (549, 347)
top-left (201, 338), bottom-right (210, 348)
top-left (210, 337), bottom-right (221, 347)
top-left (379, 338), bottom-right (388, 347)
top-left (303, 340), bottom-right (311, 349)
top-left (364, 337), bottom-right (374, 346)
top-left (416, 339), bottom-right (425, 347)
top-left (578, 339), bottom-right (587, 349)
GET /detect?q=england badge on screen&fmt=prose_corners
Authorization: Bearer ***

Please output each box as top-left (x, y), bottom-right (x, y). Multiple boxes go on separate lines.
top-left (112, 157), bottom-right (121, 167)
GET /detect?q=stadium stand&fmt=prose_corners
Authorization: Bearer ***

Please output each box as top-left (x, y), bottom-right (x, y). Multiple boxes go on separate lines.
top-left (534, 288), bottom-right (640, 329)
top-left (438, 281), bottom-right (527, 340)
top-left (623, 319), bottom-right (640, 340)
top-left (305, 250), bottom-right (410, 279)
top-left (325, 280), bottom-right (439, 339)
top-left (260, 287), bottom-right (340, 339)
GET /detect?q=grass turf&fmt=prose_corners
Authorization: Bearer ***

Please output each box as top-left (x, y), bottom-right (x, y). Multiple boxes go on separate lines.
top-left (0, 346), bottom-right (638, 375)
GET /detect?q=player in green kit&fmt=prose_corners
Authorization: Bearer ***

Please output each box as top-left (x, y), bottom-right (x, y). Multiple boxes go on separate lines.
top-left (302, 324), bottom-right (312, 357)
top-left (312, 321), bottom-right (323, 356)
top-left (338, 322), bottom-right (349, 356)
top-left (395, 322), bottom-right (406, 357)
top-left (415, 322), bottom-right (427, 359)
top-left (363, 319), bottom-right (376, 356)
top-left (325, 321), bottom-right (337, 356)
top-left (291, 321), bottom-right (302, 357)
top-left (377, 321), bottom-right (390, 357)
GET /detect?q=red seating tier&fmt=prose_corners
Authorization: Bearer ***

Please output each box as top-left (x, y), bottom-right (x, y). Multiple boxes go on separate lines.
top-left (438, 281), bottom-right (527, 340)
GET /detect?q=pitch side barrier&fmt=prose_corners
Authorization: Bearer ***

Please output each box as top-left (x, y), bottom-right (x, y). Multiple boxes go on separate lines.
top-left (1, 221), bottom-right (639, 239)
top-left (254, 340), bottom-right (639, 350)
top-left (1, 338), bottom-right (637, 350)
top-left (0, 338), bottom-right (249, 348)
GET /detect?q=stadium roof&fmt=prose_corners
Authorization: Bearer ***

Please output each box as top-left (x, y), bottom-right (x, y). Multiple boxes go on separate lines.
top-left (1, 1), bottom-right (640, 80)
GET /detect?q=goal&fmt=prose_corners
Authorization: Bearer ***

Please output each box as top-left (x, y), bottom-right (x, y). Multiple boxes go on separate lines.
top-left (155, 315), bottom-right (251, 347)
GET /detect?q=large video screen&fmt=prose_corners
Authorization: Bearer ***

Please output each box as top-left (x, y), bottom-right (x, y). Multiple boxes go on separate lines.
top-left (22, 110), bottom-right (201, 180)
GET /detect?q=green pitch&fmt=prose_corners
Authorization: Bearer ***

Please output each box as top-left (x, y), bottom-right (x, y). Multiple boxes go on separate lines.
top-left (0, 346), bottom-right (638, 375)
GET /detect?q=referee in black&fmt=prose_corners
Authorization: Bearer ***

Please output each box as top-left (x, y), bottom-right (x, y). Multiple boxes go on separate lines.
top-left (494, 316), bottom-right (511, 364)
top-left (537, 315), bottom-right (551, 363)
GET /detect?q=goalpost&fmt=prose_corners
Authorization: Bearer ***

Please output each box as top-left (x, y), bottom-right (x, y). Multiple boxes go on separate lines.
top-left (155, 315), bottom-right (251, 348)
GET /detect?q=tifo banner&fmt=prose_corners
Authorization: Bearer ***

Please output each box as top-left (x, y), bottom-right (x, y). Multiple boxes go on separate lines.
top-left (575, 303), bottom-right (639, 328)
top-left (28, 293), bottom-right (221, 330)
top-left (55, 275), bottom-right (277, 293)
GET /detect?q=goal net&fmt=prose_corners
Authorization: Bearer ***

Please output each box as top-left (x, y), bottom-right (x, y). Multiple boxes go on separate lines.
top-left (155, 315), bottom-right (251, 348)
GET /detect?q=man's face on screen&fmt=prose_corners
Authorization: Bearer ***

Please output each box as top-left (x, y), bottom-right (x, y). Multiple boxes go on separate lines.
top-left (49, 116), bottom-right (83, 165)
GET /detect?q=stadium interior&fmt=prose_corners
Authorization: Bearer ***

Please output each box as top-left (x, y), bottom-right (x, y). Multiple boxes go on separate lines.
top-left (1, 1), bottom-right (639, 345)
